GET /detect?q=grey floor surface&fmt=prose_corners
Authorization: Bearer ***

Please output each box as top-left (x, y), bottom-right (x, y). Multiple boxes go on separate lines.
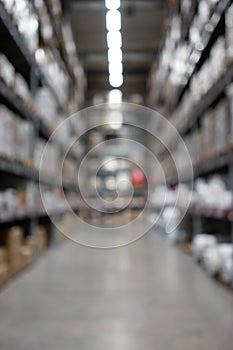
top-left (0, 229), bottom-right (233, 350)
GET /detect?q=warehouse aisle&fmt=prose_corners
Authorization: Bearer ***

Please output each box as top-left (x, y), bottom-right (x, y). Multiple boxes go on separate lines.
top-left (0, 229), bottom-right (233, 350)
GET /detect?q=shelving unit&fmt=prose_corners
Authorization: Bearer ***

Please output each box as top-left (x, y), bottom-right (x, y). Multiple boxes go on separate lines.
top-left (148, 0), bottom-right (233, 286)
top-left (0, 0), bottom-right (85, 271)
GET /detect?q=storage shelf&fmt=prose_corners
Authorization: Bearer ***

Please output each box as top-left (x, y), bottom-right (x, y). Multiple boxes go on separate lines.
top-left (0, 81), bottom-right (39, 124)
top-left (179, 64), bottom-right (233, 136)
top-left (0, 2), bottom-right (65, 112)
top-left (168, 0), bottom-right (230, 113)
top-left (158, 63), bottom-right (233, 160)
top-left (0, 202), bottom-right (81, 224)
top-left (167, 152), bottom-right (233, 185)
top-left (0, 81), bottom-right (79, 161)
top-left (188, 205), bottom-right (233, 222)
top-left (0, 157), bottom-right (77, 190)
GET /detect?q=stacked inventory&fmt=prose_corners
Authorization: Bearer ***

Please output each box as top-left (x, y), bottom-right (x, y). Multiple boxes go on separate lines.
top-left (148, 0), bottom-right (233, 286)
top-left (0, 0), bottom-right (85, 286)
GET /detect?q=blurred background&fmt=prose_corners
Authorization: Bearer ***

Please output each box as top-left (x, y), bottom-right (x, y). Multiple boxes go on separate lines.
top-left (0, 0), bottom-right (233, 348)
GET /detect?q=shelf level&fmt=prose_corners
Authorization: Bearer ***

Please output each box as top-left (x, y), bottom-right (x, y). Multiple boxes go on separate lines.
top-left (0, 2), bottom-right (65, 112)
top-left (168, 0), bottom-right (230, 113)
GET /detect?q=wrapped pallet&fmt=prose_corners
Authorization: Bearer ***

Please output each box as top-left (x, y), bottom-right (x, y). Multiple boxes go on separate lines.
top-left (6, 226), bottom-right (24, 276)
top-left (0, 247), bottom-right (9, 287)
top-left (36, 226), bottom-right (47, 254)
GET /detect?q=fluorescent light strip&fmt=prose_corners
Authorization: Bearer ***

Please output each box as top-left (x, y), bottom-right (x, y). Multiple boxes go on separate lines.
top-left (106, 10), bottom-right (121, 31)
top-left (109, 73), bottom-right (123, 88)
top-left (105, 0), bottom-right (120, 10)
top-left (107, 31), bottom-right (122, 49)
top-left (105, 6), bottom-right (123, 88)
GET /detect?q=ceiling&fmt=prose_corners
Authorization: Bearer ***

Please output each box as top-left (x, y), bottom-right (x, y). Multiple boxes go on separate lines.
top-left (62, 0), bottom-right (168, 103)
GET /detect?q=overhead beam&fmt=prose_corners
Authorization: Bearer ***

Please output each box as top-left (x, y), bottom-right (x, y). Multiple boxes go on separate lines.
top-left (65, 1), bottom-right (165, 11)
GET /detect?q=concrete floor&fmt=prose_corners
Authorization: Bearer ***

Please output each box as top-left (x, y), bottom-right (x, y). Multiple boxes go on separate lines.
top-left (0, 229), bottom-right (233, 350)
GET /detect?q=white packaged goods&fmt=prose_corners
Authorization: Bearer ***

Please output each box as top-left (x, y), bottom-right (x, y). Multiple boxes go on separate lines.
top-left (218, 244), bottom-right (233, 262)
top-left (35, 87), bottom-right (57, 127)
top-left (203, 246), bottom-right (221, 276)
top-left (226, 84), bottom-right (233, 145)
top-left (14, 73), bottom-right (31, 101)
top-left (192, 234), bottom-right (217, 262)
top-left (0, 54), bottom-right (15, 87)
top-left (0, 106), bottom-right (14, 157)
top-left (225, 4), bottom-right (233, 63)
top-left (13, 0), bottom-right (39, 53)
top-left (38, 143), bottom-right (59, 177)
top-left (16, 119), bottom-right (33, 162)
top-left (34, 139), bottom-right (46, 170)
top-left (203, 244), bottom-right (233, 280)
top-left (221, 258), bottom-right (233, 283)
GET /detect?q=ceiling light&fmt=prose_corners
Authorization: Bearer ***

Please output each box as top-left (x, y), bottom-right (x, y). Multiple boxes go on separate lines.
top-left (105, 0), bottom-right (120, 10)
top-left (107, 31), bottom-right (122, 49)
top-left (108, 89), bottom-right (122, 103)
top-left (106, 10), bottom-right (121, 31)
top-left (108, 62), bottom-right (123, 75)
top-left (109, 73), bottom-right (123, 87)
top-left (108, 48), bottom-right (122, 63)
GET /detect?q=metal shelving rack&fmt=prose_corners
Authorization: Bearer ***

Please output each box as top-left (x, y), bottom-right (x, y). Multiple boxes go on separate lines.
top-left (0, 0), bottom-right (83, 242)
top-left (149, 0), bottom-right (233, 286)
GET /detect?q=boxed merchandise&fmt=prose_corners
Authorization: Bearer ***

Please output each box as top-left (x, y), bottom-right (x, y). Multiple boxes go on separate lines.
top-left (14, 73), bottom-right (31, 101)
top-left (225, 4), bottom-right (233, 64)
top-left (0, 105), bottom-right (14, 158)
top-left (213, 99), bottom-right (230, 154)
top-left (34, 139), bottom-right (46, 170)
top-left (6, 226), bottom-right (24, 276)
top-left (36, 226), bottom-right (47, 254)
top-left (192, 233), bottom-right (217, 262)
top-left (0, 261), bottom-right (9, 287)
top-left (0, 54), bottom-right (15, 87)
top-left (15, 117), bottom-right (33, 163)
top-left (202, 110), bottom-right (214, 159)
top-left (226, 84), bottom-right (233, 146)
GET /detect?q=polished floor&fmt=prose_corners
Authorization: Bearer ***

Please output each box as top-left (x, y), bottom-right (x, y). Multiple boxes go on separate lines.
top-left (0, 229), bottom-right (233, 350)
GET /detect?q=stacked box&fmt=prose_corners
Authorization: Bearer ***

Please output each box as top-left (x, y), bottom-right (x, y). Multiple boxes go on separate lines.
top-left (198, 128), bottom-right (205, 163)
top-left (214, 99), bottom-right (230, 154)
top-left (225, 4), bottom-right (233, 64)
top-left (226, 84), bottom-right (233, 146)
top-left (0, 247), bottom-right (9, 287)
top-left (36, 226), bottom-right (47, 254)
top-left (202, 110), bottom-right (214, 159)
top-left (6, 226), bottom-right (24, 276)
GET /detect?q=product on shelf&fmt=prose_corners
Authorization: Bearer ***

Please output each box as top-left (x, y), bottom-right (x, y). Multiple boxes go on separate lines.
top-left (226, 84), bottom-right (233, 145)
top-left (6, 226), bottom-right (24, 276)
top-left (214, 99), bottom-right (229, 154)
top-left (14, 73), bottom-right (31, 101)
top-left (12, 0), bottom-right (39, 53)
top-left (36, 140), bottom-right (59, 177)
top-left (0, 54), bottom-right (15, 87)
top-left (0, 105), bottom-right (14, 158)
top-left (35, 87), bottom-right (57, 128)
top-left (0, 247), bottom-right (9, 286)
top-left (225, 3), bottom-right (233, 64)
top-left (192, 233), bottom-right (217, 262)
top-left (36, 226), bottom-right (47, 254)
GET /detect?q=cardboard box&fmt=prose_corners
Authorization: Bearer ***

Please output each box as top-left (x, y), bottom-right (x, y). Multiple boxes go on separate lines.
top-left (6, 226), bottom-right (24, 276)
top-left (214, 99), bottom-right (230, 154)
top-left (0, 263), bottom-right (10, 287)
top-left (36, 226), bottom-right (47, 254)
top-left (202, 110), bottom-right (215, 159)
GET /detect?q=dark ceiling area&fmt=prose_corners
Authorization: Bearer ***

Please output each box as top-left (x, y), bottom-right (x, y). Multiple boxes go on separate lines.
top-left (62, 0), bottom-right (168, 102)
